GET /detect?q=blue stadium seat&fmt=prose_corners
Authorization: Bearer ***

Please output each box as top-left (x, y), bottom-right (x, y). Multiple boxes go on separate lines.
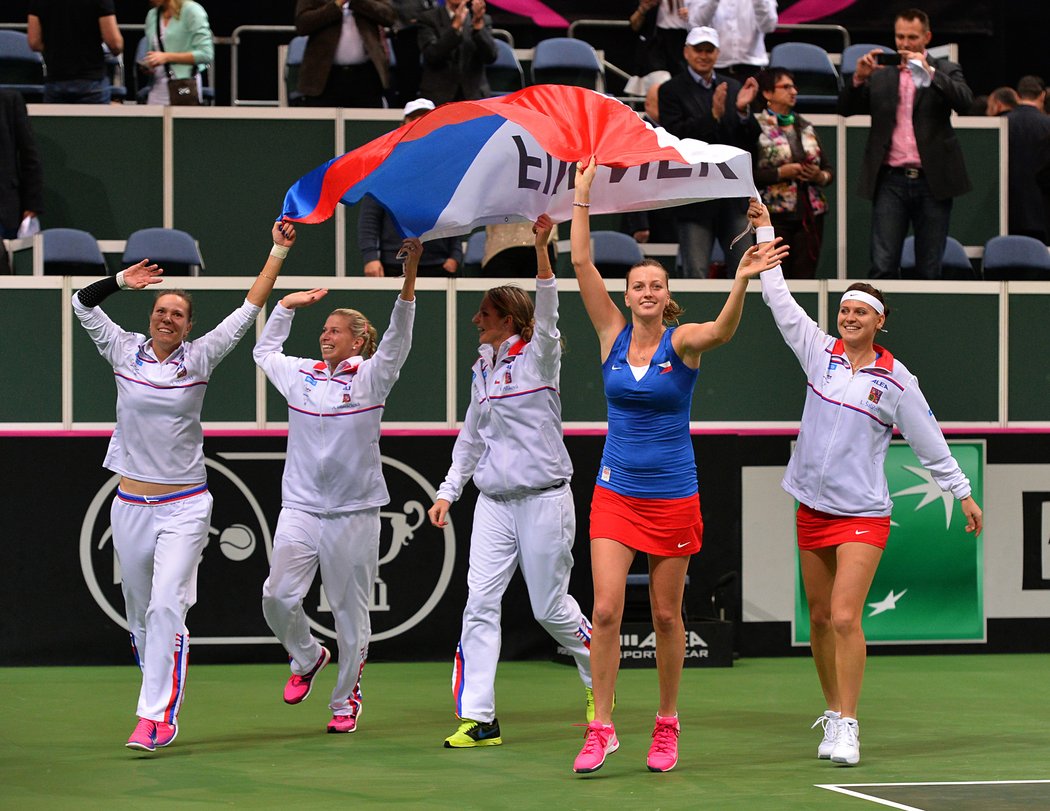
top-left (982, 235), bottom-right (1050, 281)
top-left (900, 235), bottom-right (975, 280)
top-left (284, 36), bottom-right (308, 106)
top-left (531, 37), bottom-right (603, 91)
top-left (840, 43), bottom-right (896, 82)
top-left (41, 228), bottom-right (106, 276)
top-left (0, 30), bottom-right (45, 102)
top-left (592, 230), bottom-right (644, 278)
top-left (769, 42), bottom-right (840, 114)
top-left (123, 228), bottom-right (204, 276)
top-left (486, 39), bottom-right (524, 96)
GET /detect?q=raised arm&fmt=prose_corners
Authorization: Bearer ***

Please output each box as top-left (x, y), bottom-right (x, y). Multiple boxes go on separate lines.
top-left (672, 199), bottom-right (788, 364)
top-left (570, 157), bottom-right (626, 357)
top-left (246, 220), bottom-right (296, 307)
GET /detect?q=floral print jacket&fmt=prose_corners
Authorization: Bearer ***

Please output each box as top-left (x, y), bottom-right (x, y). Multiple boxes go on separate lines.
top-left (752, 110), bottom-right (832, 217)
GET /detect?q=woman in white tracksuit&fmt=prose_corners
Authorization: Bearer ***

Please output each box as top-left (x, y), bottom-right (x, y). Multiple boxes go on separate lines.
top-left (427, 214), bottom-right (593, 749)
top-left (254, 239), bottom-right (420, 734)
top-left (752, 204), bottom-right (983, 767)
top-left (73, 221), bottom-right (296, 753)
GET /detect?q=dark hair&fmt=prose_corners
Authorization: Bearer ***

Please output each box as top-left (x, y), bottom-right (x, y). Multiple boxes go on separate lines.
top-left (153, 289), bottom-right (193, 321)
top-left (1017, 75), bottom-right (1046, 101)
top-left (843, 282), bottom-right (890, 320)
top-left (626, 259), bottom-right (684, 325)
top-left (484, 285), bottom-right (535, 342)
top-left (989, 86), bottom-right (1018, 110)
top-left (896, 8), bottom-right (930, 31)
top-left (756, 67), bottom-right (794, 96)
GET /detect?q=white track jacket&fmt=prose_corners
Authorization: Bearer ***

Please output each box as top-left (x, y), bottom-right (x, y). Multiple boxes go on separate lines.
top-left (253, 296), bottom-right (415, 514)
top-left (437, 277), bottom-right (572, 501)
top-left (760, 266), bottom-right (971, 517)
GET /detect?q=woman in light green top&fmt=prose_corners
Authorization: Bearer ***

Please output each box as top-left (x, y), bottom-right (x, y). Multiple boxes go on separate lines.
top-left (140, 0), bottom-right (214, 105)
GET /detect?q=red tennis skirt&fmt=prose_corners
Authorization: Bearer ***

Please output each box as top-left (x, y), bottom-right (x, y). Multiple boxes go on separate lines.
top-left (795, 503), bottom-right (891, 550)
top-left (589, 484), bottom-right (702, 557)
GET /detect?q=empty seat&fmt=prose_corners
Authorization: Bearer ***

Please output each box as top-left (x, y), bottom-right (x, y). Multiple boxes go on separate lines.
top-left (900, 235), bottom-right (975, 280)
top-left (840, 43), bottom-right (896, 81)
top-left (486, 39), bottom-right (524, 96)
top-left (592, 230), bottom-right (644, 278)
top-left (982, 235), bottom-right (1050, 281)
top-left (769, 42), bottom-right (840, 114)
top-left (123, 228), bottom-right (204, 276)
top-left (41, 228), bottom-right (106, 275)
top-left (531, 37), bottom-right (604, 91)
top-left (284, 35), bottom-right (308, 106)
top-left (0, 30), bottom-right (45, 101)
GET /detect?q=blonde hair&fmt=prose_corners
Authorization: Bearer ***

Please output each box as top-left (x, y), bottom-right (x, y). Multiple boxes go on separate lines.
top-left (483, 286), bottom-right (535, 342)
top-left (627, 259), bottom-right (684, 325)
top-left (328, 308), bottom-right (378, 358)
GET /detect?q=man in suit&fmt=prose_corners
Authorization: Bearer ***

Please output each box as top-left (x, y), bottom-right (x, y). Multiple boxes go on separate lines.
top-left (658, 26), bottom-right (759, 277)
top-left (840, 8), bottom-right (973, 279)
top-left (0, 90), bottom-right (43, 274)
top-left (417, 0), bottom-right (497, 105)
top-left (294, 0), bottom-right (397, 108)
top-left (1005, 76), bottom-right (1050, 243)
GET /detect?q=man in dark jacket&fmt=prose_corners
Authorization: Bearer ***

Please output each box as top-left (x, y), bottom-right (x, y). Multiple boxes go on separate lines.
top-left (0, 90), bottom-right (43, 274)
top-left (1006, 75), bottom-right (1050, 243)
top-left (417, 0), bottom-right (497, 105)
top-left (839, 8), bottom-right (973, 279)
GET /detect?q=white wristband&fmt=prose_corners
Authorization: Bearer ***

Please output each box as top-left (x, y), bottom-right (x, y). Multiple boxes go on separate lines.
top-left (270, 243), bottom-right (290, 259)
top-left (115, 270), bottom-right (129, 289)
top-left (755, 226), bottom-right (775, 244)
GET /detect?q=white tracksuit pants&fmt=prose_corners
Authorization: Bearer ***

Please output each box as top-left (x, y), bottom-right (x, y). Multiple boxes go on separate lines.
top-left (262, 507), bottom-right (379, 715)
top-left (452, 484), bottom-right (592, 722)
top-left (110, 487), bottom-right (213, 723)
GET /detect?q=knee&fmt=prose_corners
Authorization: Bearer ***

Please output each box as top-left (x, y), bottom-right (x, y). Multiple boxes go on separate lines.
top-left (808, 603), bottom-right (833, 632)
top-left (261, 587), bottom-right (301, 617)
top-left (650, 605), bottom-right (682, 635)
top-left (831, 607), bottom-right (862, 637)
top-left (591, 599), bottom-right (623, 631)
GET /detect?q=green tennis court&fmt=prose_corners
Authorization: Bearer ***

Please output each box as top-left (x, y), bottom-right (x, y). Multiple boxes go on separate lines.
top-left (2, 655), bottom-right (1047, 809)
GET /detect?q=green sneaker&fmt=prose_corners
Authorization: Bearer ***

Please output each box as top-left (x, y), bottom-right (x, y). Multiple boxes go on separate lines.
top-left (444, 718), bottom-right (502, 748)
top-left (584, 688), bottom-right (614, 723)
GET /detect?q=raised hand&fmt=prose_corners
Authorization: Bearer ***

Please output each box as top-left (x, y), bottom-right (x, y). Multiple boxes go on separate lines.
top-left (121, 259), bottom-right (163, 289)
top-left (533, 212), bottom-right (554, 245)
top-left (747, 198), bottom-right (772, 229)
top-left (736, 237), bottom-right (788, 279)
top-left (280, 288), bottom-right (328, 310)
top-left (273, 219), bottom-right (297, 248)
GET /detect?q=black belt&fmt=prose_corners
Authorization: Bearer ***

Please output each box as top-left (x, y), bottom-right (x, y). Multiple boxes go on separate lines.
top-left (884, 166), bottom-right (924, 179)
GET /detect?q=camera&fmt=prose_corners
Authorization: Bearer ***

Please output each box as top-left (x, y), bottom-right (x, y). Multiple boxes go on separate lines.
top-left (875, 52), bottom-right (903, 66)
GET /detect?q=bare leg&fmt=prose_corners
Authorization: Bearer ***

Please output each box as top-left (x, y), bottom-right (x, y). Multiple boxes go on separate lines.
top-left (589, 537), bottom-right (635, 724)
top-left (799, 547), bottom-right (839, 712)
top-left (830, 542), bottom-right (882, 719)
top-left (647, 553), bottom-right (690, 717)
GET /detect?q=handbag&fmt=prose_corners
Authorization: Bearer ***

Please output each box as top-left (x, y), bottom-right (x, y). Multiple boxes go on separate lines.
top-left (154, 12), bottom-right (200, 106)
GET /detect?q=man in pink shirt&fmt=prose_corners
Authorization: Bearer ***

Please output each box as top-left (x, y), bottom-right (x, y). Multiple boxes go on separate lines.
top-left (840, 8), bottom-right (973, 279)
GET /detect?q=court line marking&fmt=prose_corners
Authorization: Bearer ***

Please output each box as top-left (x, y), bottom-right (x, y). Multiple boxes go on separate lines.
top-left (816, 780), bottom-right (1050, 811)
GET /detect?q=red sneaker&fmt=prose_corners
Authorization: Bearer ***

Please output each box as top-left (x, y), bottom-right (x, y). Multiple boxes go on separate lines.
top-left (154, 720), bottom-right (178, 748)
top-left (646, 715), bottom-right (680, 772)
top-left (126, 717), bottom-right (157, 752)
top-left (283, 646), bottom-right (331, 705)
top-left (573, 721), bottom-right (619, 774)
top-left (326, 707), bottom-right (361, 734)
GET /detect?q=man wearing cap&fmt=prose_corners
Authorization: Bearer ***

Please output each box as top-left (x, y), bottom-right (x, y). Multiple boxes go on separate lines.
top-left (417, 0), bottom-right (498, 105)
top-left (840, 8), bottom-right (973, 279)
top-left (687, 0), bottom-right (777, 82)
top-left (359, 100), bottom-right (464, 277)
top-left (658, 26), bottom-right (760, 277)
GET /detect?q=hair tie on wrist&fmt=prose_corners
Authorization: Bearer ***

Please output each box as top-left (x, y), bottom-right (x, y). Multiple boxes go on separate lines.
top-left (115, 270), bottom-right (128, 289)
top-left (572, 201), bottom-right (590, 208)
top-left (270, 244), bottom-right (290, 259)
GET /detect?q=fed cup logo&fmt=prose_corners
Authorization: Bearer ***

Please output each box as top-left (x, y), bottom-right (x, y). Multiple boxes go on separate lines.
top-left (80, 453), bottom-right (455, 644)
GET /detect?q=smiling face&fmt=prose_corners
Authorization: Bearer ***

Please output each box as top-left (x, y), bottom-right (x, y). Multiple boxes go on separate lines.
top-left (624, 263), bottom-right (670, 321)
top-left (319, 313), bottom-right (364, 368)
top-left (683, 43), bottom-right (718, 77)
top-left (837, 300), bottom-right (885, 349)
top-left (472, 294), bottom-right (514, 351)
top-left (149, 294), bottom-right (192, 359)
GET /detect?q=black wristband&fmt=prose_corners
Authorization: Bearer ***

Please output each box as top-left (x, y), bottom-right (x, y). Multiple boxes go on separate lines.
top-left (77, 275), bottom-right (121, 308)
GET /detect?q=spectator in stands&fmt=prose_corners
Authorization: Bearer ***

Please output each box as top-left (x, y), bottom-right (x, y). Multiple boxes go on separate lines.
top-left (0, 90), bottom-right (43, 275)
top-left (360, 99), bottom-right (464, 276)
top-left (839, 8), bottom-right (973, 280)
top-left (687, 0), bottom-right (778, 81)
top-left (629, 0), bottom-right (697, 77)
top-left (967, 95), bottom-right (988, 117)
top-left (417, 0), bottom-right (498, 105)
top-left (295, 0), bottom-right (397, 108)
top-left (26, 0), bottom-right (123, 104)
top-left (1006, 75), bottom-right (1050, 243)
top-left (481, 221), bottom-right (557, 277)
top-left (659, 26), bottom-right (759, 277)
top-left (985, 86), bottom-right (1017, 116)
top-left (751, 68), bottom-right (834, 278)
top-left (390, 0), bottom-right (434, 107)
top-left (140, 0), bottom-right (214, 106)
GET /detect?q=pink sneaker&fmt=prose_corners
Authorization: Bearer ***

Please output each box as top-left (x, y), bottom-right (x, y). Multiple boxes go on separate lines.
top-left (573, 721), bottom-right (619, 774)
top-left (326, 707), bottom-right (361, 734)
top-left (646, 715), bottom-right (680, 772)
top-left (154, 720), bottom-right (178, 748)
top-left (126, 717), bottom-right (157, 752)
top-left (284, 646), bottom-right (331, 705)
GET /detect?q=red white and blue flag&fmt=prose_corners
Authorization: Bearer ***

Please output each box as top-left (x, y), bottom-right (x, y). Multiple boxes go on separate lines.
top-left (281, 85), bottom-right (755, 241)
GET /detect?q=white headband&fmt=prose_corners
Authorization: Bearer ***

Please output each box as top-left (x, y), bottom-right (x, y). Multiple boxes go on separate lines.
top-left (840, 290), bottom-right (885, 315)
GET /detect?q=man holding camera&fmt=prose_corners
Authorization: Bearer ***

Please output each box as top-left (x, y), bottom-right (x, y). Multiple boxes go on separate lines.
top-left (840, 8), bottom-right (973, 279)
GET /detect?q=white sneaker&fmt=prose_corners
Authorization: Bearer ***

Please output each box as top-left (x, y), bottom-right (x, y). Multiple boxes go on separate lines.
top-left (812, 711), bottom-right (841, 759)
top-left (830, 717), bottom-right (860, 766)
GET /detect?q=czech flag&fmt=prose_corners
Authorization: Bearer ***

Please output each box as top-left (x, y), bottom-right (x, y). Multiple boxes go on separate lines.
top-left (281, 85), bottom-right (756, 241)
